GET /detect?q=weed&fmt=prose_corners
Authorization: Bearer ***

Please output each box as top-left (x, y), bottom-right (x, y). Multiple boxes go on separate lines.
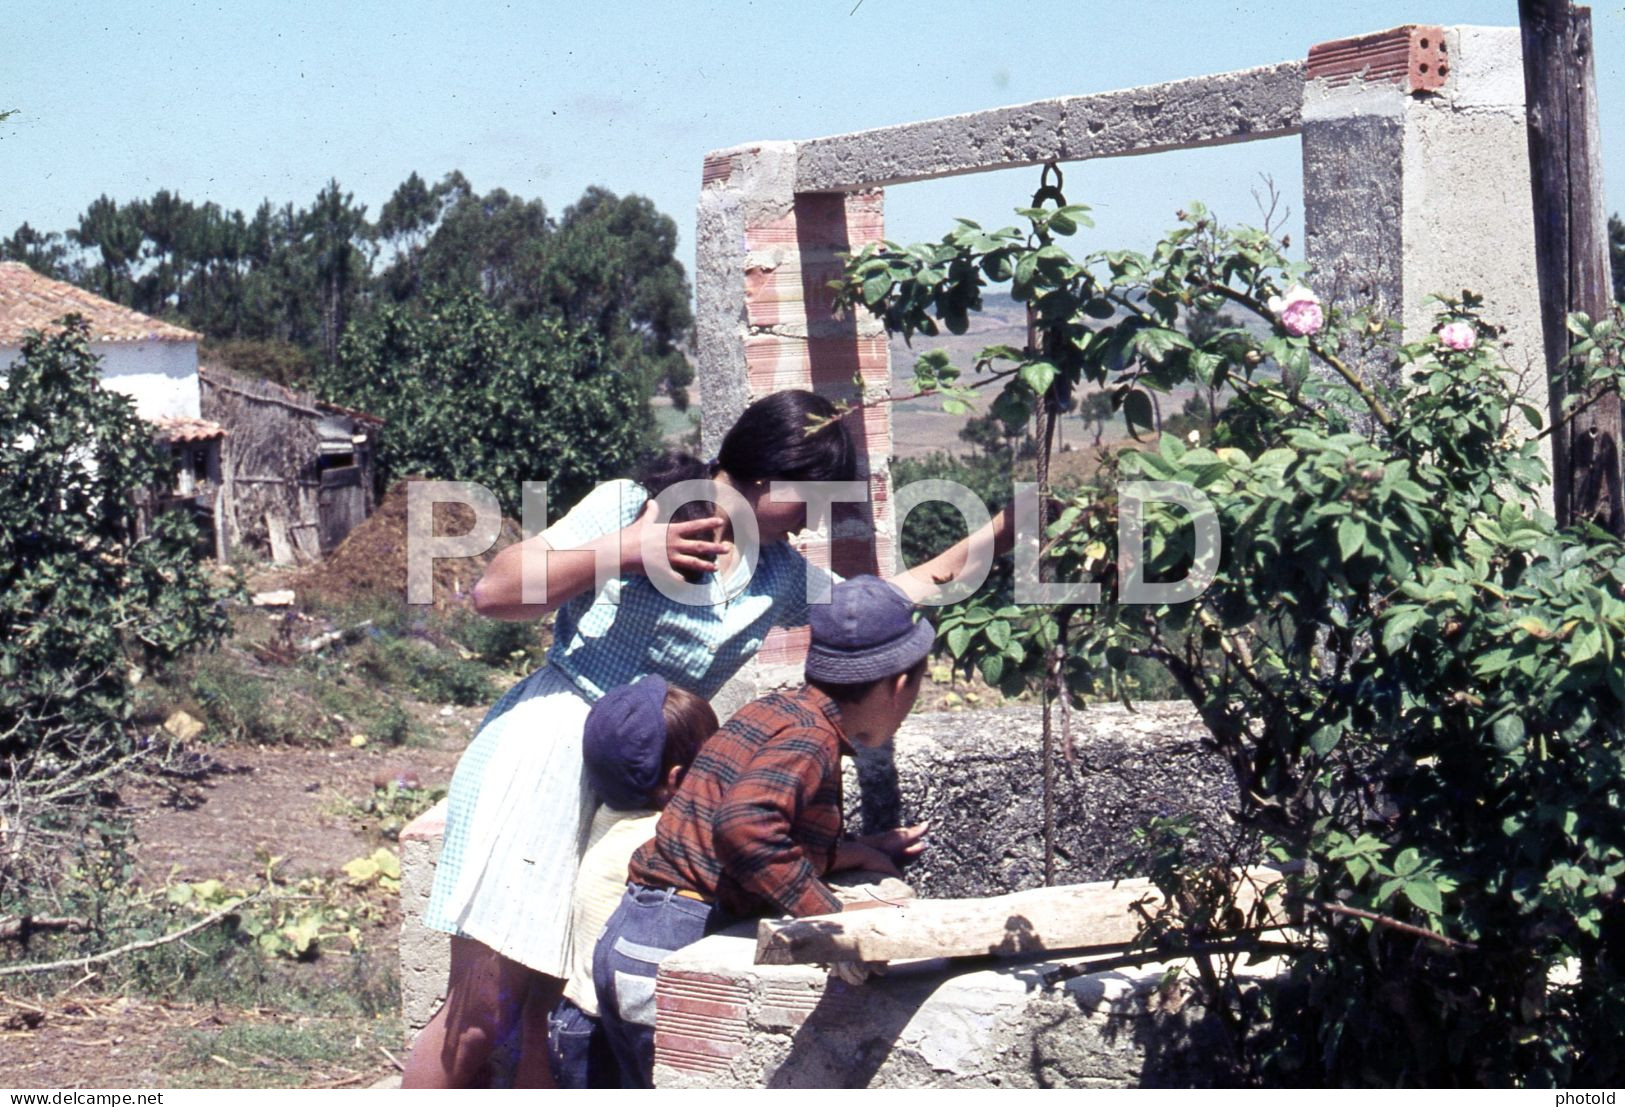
top-left (341, 781), bottom-right (446, 842)
top-left (169, 1011), bottom-right (401, 1088)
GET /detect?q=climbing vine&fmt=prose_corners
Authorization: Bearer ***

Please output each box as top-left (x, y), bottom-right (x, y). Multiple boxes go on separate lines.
top-left (837, 174), bottom-right (1625, 1084)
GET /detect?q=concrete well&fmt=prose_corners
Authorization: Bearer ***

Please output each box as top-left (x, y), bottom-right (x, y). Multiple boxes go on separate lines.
top-left (397, 701), bottom-right (1228, 1056)
top-left (654, 926), bottom-right (1271, 1089)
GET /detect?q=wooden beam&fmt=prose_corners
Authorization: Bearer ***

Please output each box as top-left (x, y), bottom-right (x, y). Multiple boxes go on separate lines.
top-left (755, 869), bottom-right (1295, 966)
top-left (1520, 1), bottom-right (1622, 533)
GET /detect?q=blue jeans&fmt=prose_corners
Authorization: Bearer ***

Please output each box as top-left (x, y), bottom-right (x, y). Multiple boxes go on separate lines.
top-left (546, 996), bottom-right (618, 1089)
top-left (592, 884), bottom-right (731, 1089)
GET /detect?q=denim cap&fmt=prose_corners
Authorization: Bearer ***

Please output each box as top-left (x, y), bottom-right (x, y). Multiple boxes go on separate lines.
top-left (805, 575), bottom-right (935, 684)
top-left (582, 675), bottom-right (668, 810)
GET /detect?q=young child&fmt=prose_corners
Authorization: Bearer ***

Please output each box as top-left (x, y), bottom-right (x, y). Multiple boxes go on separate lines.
top-left (546, 675), bottom-right (718, 1090)
top-left (592, 575), bottom-right (934, 1087)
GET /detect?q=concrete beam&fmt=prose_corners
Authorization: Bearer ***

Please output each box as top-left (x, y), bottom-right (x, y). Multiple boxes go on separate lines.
top-left (794, 61), bottom-right (1306, 193)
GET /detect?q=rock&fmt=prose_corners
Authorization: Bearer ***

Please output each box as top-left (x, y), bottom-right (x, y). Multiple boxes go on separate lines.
top-left (162, 710), bottom-right (206, 742)
top-left (251, 589), bottom-right (296, 606)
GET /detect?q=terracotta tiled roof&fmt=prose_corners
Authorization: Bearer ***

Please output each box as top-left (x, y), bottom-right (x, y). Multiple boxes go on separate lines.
top-left (150, 415), bottom-right (226, 443)
top-left (0, 261), bottom-right (200, 345)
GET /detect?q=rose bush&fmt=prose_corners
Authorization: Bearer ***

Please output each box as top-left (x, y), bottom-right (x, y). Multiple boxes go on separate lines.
top-left (840, 200), bottom-right (1625, 1085)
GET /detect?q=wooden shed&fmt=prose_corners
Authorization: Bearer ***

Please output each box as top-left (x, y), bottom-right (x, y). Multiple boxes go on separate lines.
top-left (198, 365), bottom-right (383, 563)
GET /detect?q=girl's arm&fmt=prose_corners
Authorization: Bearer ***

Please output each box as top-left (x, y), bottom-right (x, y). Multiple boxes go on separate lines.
top-left (471, 501), bottom-right (728, 621)
top-left (889, 502), bottom-right (1016, 605)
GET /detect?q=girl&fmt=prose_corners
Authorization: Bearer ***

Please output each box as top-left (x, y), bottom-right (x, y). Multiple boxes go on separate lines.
top-left (402, 389), bottom-right (1009, 1087)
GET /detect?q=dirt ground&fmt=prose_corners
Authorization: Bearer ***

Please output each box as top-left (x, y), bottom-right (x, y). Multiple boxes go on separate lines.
top-left (0, 702), bottom-right (486, 1090)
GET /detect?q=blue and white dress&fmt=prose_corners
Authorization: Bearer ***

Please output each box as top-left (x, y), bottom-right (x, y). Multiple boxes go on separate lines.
top-left (423, 479), bottom-right (836, 974)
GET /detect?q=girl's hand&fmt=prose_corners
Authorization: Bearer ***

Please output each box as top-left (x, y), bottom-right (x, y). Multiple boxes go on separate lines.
top-left (622, 500), bottom-right (729, 583)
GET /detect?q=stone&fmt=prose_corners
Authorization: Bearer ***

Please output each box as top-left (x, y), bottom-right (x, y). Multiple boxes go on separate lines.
top-left (161, 709), bottom-right (205, 742)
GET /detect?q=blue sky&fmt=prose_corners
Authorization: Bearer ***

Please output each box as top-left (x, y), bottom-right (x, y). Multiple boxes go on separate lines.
top-left (3, 1), bottom-right (1623, 269)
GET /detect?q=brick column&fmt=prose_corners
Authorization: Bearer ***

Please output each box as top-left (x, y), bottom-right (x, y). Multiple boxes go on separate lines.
top-left (697, 144), bottom-right (895, 701)
top-left (1301, 25), bottom-right (1549, 492)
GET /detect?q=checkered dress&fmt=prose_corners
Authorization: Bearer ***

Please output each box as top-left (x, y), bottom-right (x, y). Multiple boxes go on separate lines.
top-left (423, 480), bottom-right (836, 974)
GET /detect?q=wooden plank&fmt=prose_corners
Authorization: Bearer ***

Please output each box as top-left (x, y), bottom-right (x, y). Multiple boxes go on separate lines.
top-left (1520, 1), bottom-right (1622, 533)
top-left (264, 511), bottom-right (294, 565)
top-left (755, 868), bottom-right (1295, 966)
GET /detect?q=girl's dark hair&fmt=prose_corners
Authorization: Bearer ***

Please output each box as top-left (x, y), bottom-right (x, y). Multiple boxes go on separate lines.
top-left (717, 390), bottom-right (858, 485)
top-left (660, 685), bottom-right (719, 792)
top-left (637, 390), bottom-right (858, 501)
top-left (635, 451), bottom-right (714, 524)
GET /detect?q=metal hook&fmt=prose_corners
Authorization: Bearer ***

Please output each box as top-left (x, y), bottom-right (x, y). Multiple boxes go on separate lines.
top-left (1031, 160), bottom-right (1066, 209)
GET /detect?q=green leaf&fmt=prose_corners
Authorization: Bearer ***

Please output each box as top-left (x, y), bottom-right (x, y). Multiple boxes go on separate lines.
top-left (1392, 848), bottom-right (1423, 877)
top-left (986, 620), bottom-right (1012, 650)
top-left (1337, 517), bottom-right (1366, 562)
top-left (1381, 607), bottom-right (1426, 653)
top-left (1404, 879), bottom-right (1443, 915)
top-left (947, 625), bottom-right (971, 658)
top-left (979, 654), bottom-right (1005, 685)
top-left (1491, 714), bottom-right (1525, 752)
top-left (1122, 389), bottom-right (1155, 436)
top-left (1019, 360), bottom-right (1058, 396)
top-left (1309, 726), bottom-right (1341, 756)
top-left (861, 271), bottom-right (892, 305)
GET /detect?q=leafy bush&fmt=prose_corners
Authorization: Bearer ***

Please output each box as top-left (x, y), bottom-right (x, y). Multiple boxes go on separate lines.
top-left (0, 321), bottom-right (234, 766)
top-left (321, 291), bottom-right (652, 519)
top-left (843, 199), bottom-right (1625, 1084)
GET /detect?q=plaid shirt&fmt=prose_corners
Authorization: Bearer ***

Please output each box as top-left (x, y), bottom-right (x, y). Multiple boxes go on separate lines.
top-left (628, 685), bottom-right (848, 919)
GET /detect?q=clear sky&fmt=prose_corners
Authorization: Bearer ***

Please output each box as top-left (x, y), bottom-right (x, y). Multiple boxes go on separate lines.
top-left (3, 1), bottom-right (1623, 270)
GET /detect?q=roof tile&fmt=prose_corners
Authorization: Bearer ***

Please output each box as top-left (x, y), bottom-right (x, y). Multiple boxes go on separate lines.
top-left (0, 261), bottom-right (200, 345)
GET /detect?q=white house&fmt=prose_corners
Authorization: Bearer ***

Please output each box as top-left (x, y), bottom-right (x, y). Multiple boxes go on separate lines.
top-left (0, 260), bottom-right (206, 419)
top-left (1, 260), bottom-right (230, 557)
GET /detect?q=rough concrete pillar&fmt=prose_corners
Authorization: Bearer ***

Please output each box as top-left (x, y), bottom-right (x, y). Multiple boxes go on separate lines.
top-left (1302, 25), bottom-right (1548, 482)
top-left (696, 143), bottom-right (895, 697)
top-left (397, 799), bottom-right (449, 1040)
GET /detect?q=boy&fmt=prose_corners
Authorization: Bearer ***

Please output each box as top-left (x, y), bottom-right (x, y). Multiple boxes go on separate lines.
top-left (592, 575), bottom-right (933, 1087)
top-left (546, 675), bottom-right (717, 1089)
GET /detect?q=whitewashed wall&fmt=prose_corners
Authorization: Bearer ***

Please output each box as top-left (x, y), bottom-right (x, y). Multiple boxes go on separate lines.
top-left (1, 340), bottom-right (200, 420)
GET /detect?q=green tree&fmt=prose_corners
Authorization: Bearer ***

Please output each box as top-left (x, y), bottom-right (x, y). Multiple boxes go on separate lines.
top-left (304, 181), bottom-right (372, 365)
top-left (1, 222), bottom-right (73, 279)
top-left (540, 187), bottom-right (695, 408)
top-left (321, 292), bottom-right (653, 518)
top-left (0, 321), bottom-right (233, 767)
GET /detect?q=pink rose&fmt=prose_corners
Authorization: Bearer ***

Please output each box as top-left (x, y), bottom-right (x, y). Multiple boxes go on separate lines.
top-left (1267, 284), bottom-right (1324, 337)
top-left (1438, 321), bottom-right (1476, 351)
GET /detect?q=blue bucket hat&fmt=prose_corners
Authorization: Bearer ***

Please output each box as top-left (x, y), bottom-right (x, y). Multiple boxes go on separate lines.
top-left (805, 575), bottom-right (935, 684)
top-left (582, 675), bottom-right (668, 810)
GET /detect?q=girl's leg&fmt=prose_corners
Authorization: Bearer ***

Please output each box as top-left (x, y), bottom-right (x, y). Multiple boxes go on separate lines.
top-left (401, 936), bottom-right (540, 1088)
top-left (513, 972), bottom-right (564, 1088)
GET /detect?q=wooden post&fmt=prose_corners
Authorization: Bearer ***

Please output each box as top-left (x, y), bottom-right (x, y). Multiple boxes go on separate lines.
top-left (1520, 1), bottom-right (1623, 533)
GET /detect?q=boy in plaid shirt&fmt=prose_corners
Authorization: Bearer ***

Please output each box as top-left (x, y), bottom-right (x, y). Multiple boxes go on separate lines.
top-left (591, 575), bottom-right (933, 1087)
